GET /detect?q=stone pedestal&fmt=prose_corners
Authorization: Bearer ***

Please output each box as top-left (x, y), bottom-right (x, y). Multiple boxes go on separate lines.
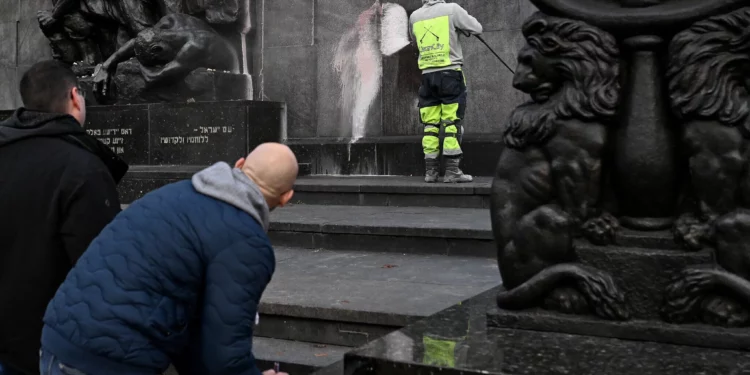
top-left (77, 60), bottom-right (253, 106)
top-left (481, 1), bottom-right (750, 373)
top-left (487, 234), bottom-right (750, 350)
top-left (342, 290), bottom-right (750, 375)
top-left (70, 101), bottom-right (286, 200)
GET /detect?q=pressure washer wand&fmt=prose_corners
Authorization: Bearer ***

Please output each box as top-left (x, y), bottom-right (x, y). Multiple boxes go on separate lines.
top-left (476, 35), bottom-right (515, 74)
top-left (460, 30), bottom-right (515, 74)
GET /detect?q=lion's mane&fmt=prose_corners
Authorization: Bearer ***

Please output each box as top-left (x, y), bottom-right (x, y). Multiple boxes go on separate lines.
top-left (668, 7), bottom-right (750, 136)
top-left (505, 12), bottom-right (620, 150)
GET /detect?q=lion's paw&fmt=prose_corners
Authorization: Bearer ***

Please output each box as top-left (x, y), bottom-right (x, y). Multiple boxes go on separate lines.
top-left (582, 213), bottom-right (619, 246)
top-left (674, 213), bottom-right (711, 251)
top-left (661, 266), bottom-right (718, 323)
top-left (701, 295), bottom-right (750, 328)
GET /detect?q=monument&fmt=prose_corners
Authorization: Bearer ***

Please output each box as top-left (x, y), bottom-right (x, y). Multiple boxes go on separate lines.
top-left (17, 0), bottom-right (284, 181)
top-left (5, 0), bottom-right (750, 373)
top-left (488, 0), bottom-right (750, 349)
top-left (335, 0), bottom-right (750, 373)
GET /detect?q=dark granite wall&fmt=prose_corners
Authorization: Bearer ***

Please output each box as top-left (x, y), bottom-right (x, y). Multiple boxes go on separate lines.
top-left (0, 0), bottom-right (53, 110)
top-left (254, 0), bottom-right (536, 140)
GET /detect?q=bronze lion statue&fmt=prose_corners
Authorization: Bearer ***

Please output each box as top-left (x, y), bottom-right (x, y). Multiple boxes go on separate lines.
top-left (663, 7), bottom-right (750, 327)
top-left (491, 12), bottom-right (628, 320)
top-left (668, 7), bottom-right (750, 251)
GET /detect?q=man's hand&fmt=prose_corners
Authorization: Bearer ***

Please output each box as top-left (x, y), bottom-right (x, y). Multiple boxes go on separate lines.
top-left (263, 370), bottom-right (289, 375)
top-left (93, 64), bottom-right (112, 97)
top-left (37, 10), bottom-right (57, 28)
top-left (93, 64), bottom-right (110, 84)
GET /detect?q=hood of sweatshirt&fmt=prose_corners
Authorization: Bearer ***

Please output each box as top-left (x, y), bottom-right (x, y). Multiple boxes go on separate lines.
top-left (422, 0), bottom-right (445, 5)
top-left (192, 162), bottom-right (271, 232)
top-left (0, 108), bottom-right (84, 147)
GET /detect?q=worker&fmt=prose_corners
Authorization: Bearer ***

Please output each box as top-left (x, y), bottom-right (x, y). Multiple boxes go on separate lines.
top-left (409, 0), bottom-right (482, 183)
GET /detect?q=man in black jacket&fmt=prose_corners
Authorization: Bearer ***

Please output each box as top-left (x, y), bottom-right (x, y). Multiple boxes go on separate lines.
top-left (0, 60), bottom-right (128, 375)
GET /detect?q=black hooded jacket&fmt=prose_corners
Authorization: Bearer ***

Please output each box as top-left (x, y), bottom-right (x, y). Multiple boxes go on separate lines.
top-left (0, 108), bottom-right (128, 374)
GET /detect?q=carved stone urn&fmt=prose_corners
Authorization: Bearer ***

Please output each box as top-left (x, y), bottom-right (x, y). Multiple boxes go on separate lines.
top-left (533, 0), bottom-right (749, 229)
top-left (489, 0), bottom-right (750, 351)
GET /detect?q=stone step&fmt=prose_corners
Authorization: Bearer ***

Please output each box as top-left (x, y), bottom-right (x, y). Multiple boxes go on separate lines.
top-left (256, 247), bottom-right (501, 347)
top-left (287, 135), bottom-right (503, 177)
top-left (291, 176), bottom-right (491, 208)
top-left (253, 338), bottom-right (350, 375)
top-left (268, 205), bottom-right (495, 257)
top-left (162, 246), bottom-right (498, 375)
top-left (310, 361), bottom-right (342, 375)
top-left (120, 201), bottom-right (677, 256)
top-left (118, 166), bottom-right (491, 208)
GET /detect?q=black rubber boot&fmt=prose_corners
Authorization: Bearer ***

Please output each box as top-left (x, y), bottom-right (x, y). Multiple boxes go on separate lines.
top-left (425, 158), bottom-right (439, 183)
top-left (443, 157), bottom-right (473, 183)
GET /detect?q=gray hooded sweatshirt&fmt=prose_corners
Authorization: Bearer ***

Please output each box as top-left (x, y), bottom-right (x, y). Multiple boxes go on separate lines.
top-left (409, 0), bottom-right (483, 73)
top-left (192, 162), bottom-right (270, 231)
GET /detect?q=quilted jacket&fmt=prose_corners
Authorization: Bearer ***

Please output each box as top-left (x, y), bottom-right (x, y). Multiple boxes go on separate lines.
top-left (41, 162), bottom-right (275, 375)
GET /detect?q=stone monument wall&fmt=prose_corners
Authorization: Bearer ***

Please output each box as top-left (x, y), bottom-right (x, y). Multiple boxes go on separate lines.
top-left (0, 0), bottom-right (53, 110)
top-left (1, 0), bottom-right (536, 141)
top-left (252, 0), bottom-right (537, 140)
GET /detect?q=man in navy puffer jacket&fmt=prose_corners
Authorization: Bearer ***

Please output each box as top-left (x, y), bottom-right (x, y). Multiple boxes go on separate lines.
top-left (40, 143), bottom-right (298, 375)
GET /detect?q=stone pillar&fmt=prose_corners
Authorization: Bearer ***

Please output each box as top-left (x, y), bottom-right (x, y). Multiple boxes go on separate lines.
top-left (613, 35), bottom-right (678, 230)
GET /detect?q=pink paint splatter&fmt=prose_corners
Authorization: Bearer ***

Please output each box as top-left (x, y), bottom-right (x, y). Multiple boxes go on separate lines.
top-left (333, 1), bottom-right (409, 141)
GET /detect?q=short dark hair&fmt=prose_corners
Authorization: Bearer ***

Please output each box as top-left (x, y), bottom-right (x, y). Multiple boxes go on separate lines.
top-left (19, 60), bottom-right (79, 113)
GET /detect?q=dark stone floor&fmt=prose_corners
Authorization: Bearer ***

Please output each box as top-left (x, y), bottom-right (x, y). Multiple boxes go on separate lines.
top-left (262, 247), bottom-right (500, 325)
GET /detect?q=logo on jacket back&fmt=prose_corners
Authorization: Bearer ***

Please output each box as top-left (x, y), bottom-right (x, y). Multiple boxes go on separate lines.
top-left (420, 43), bottom-right (445, 52)
top-left (414, 16), bottom-right (451, 70)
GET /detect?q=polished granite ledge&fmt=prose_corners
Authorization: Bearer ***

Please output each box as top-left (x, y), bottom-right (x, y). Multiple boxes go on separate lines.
top-left (344, 287), bottom-right (750, 375)
top-left (488, 307), bottom-right (750, 351)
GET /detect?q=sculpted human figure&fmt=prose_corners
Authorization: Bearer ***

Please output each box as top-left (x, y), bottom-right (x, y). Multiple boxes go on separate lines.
top-left (37, 0), bottom-right (160, 65)
top-left (490, 13), bottom-right (628, 320)
top-left (92, 13), bottom-right (240, 97)
top-left (662, 7), bottom-right (750, 328)
top-left (160, 0), bottom-right (243, 24)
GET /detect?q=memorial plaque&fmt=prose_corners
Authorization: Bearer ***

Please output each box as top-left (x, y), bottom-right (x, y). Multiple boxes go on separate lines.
top-left (86, 105), bottom-right (150, 165)
top-left (149, 102), bottom-right (249, 165)
top-left (3, 101), bottom-right (284, 168)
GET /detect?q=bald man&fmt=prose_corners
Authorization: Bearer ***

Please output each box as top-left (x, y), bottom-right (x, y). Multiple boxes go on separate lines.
top-left (39, 143), bottom-right (297, 375)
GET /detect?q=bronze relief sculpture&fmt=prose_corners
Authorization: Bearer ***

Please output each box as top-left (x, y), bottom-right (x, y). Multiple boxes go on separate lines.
top-left (92, 13), bottom-right (240, 96)
top-left (490, 0), bottom-right (750, 350)
top-left (36, 0), bottom-right (248, 104)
